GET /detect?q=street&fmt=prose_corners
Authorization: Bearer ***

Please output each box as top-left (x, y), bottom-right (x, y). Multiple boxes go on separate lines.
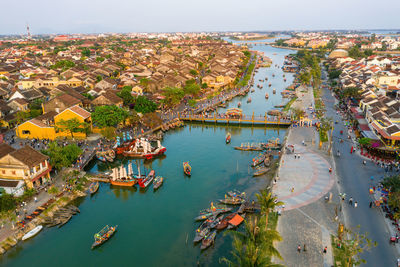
top-left (322, 71), bottom-right (399, 266)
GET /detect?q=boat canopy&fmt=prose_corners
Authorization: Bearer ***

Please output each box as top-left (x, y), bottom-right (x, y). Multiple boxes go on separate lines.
top-left (228, 214), bottom-right (244, 226)
top-left (226, 108), bottom-right (243, 118)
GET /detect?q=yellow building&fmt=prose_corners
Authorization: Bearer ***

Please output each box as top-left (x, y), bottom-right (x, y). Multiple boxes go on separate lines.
top-left (0, 144), bottom-right (51, 190)
top-left (16, 105), bottom-right (91, 140)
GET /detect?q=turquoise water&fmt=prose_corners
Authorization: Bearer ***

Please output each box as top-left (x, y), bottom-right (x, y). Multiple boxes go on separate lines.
top-left (1, 40), bottom-right (293, 267)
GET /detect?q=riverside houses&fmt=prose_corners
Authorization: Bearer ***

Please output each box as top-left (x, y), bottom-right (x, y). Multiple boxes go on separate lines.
top-left (0, 144), bottom-right (51, 194)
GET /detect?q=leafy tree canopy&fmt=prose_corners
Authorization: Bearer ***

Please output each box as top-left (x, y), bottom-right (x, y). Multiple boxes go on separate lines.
top-left (92, 105), bottom-right (128, 128)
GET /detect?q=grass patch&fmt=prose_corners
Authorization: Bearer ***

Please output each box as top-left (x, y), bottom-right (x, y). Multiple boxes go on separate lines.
top-left (283, 97), bottom-right (298, 112)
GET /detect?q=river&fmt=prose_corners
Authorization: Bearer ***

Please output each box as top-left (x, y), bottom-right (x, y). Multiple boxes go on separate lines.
top-left (0, 37), bottom-right (295, 267)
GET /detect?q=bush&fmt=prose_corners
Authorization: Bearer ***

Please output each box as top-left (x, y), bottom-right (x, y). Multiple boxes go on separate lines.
top-left (101, 126), bottom-right (117, 140)
top-left (0, 193), bottom-right (16, 212)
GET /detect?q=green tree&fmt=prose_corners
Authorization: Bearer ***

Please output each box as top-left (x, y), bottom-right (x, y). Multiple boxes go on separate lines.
top-left (342, 87), bottom-right (362, 99)
top-left (117, 87), bottom-right (134, 105)
top-left (328, 69), bottom-right (342, 80)
top-left (50, 60), bottom-right (75, 71)
top-left (348, 46), bottom-right (364, 59)
top-left (189, 69), bottom-right (198, 76)
top-left (96, 75), bottom-right (103, 82)
top-left (358, 137), bottom-right (372, 147)
top-left (55, 118), bottom-right (89, 139)
top-left (0, 193), bottom-right (17, 212)
top-left (184, 79), bottom-right (200, 96)
top-left (100, 126), bottom-right (117, 140)
top-left (162, 87), bottom-right (185, 107)
top-left (92, 105), bottom-right (128, 128)
top-left (255, 190), bottom-right (284, 229)
top-left (42, 142), bottom-right (82, 170)
top-left (133, 96), bottom-right (158, 113)
top-left (81, 48), bottom-right (91, 57)
top-left (96, 56), bottom-right (105, 62)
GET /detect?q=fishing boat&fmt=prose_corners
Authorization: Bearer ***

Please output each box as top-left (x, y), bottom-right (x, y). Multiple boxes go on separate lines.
top-left (251, 154), bottom-right (266, 167)
top-left (237, 102), bottom-right (241, 108)
top-left (88, 181), bottom-right (99, 194)
top-left (138, 170), bottom-right (155, 188)
top-left (253, 167), bottom-right (269, 177)
top-left (247, 97), bottom-right (252, 103)
top-left (122, 139), bottom-right (166, 160)
top-left (273, 88), bottom-right (276, 94)
top-left (219, 197), bottom-right (245, 205)
top-left (226, 133), bottom-right (231, 144)
top-left (91, 225), bottom-right (117, 249)
top-left (209, 215), bottom-right (224, 229)
top-left (227, 214), bottom-right (245, 230)
top-left (110, 165), bottom-right (137, 187)
top-left (153, 176), bottom-right (164, 190)
top-left (183, 162), bottom-right (191, 176)
top-left (265, 93), bottom-right (269, 99)
top-left (215, 213), bottom-right (235, 230)
top-left (201, 230), bottom-right (217, 250)
top-left (22, 225), bottom-right (43, 241)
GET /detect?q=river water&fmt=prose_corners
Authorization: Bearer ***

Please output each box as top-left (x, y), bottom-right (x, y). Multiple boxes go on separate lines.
top-left (1, 37), bottom-right (295, 267)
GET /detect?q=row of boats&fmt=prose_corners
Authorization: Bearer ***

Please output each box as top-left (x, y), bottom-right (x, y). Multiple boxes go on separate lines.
top-left (193, 191), bottom-right (259, 250)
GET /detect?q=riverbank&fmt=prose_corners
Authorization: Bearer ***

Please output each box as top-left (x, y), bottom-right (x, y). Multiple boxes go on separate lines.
top-left (269, 44), bottom-right (312, 51)
top-left (230, 36), bottom-right (275, 41)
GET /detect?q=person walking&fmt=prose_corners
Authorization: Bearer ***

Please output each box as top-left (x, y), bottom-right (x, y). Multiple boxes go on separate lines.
top-left (297, 245), bottom-right (301, 253)
top-left (303, 244), bottom-right (307, 252)
top-left (323, 246), bottom-right (327, 254)
top-left (354, 201), bottom-right (358, 208)
top-left (349, 197), bottom-right (353, 205)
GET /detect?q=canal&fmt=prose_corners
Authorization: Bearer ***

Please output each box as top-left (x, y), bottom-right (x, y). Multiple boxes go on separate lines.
top-left (0, 37), bottom-right (295, 267)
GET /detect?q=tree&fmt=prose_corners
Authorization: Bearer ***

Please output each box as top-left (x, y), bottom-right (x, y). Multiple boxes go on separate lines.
top-left (339, 226), bottom-right (377, 267)
top-left (162, 87), bottom-right (185, 107)
top-left (255, 190), bottom-right (284, 229)
top-left (358, 137), bottom-right (372, 147)
top-left (342, 87), bottom-right (362, 99)
top-left (96, 56), bottom-right (105, 62)
top-left (184, 79), bottom-right (200, 96)
top-left (100, 126), bottom-right (117, 140)
top-left (140, 112), bottom-right (162, 128)
top-left (81, 48), bottom-right (91, 57)
top-left (348, 46), bottom-right (364, 59)
top-left (0, 193), bottom-right (17, 212)
top-left (189, 69), bottom-right (198, 76)
top-left (92, 105), bottom-right (128, 128)
top-left (42, 142), bottom-right (82, 170)
top-left (291, 108), bottom-right (305, 120)
top-left (55, 118), bottom-right (89, 139)
top-left (15, 111), bottom-right (30, 124)
top-left (133, 96), bottom-right (158, 114)
top-left (201, 83), bottom-right (208, 89)
top-left (117, 87), bottom-right (134, 105)
top-left (328, 69), bottom-right (342, 80)
top-left (96, 75), bottom-right (103, 82)
top-left (220, 215), bottom-right (283, 267)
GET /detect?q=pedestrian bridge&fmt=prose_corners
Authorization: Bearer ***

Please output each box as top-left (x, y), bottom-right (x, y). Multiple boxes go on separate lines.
top-left (178, 113), bottom-right (292, 127)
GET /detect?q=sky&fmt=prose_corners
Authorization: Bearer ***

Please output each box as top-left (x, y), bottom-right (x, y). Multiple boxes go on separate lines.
top-left (1, 0), bottom-right (400, 35)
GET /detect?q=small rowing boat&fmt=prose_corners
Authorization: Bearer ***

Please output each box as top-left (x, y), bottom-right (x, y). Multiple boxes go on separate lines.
top-left (215, 213), bottom-right (235, 230)
top-left (251, 154), bottom-right (266, 167)
top-left (183, 162), bottom-right (191, 176)
top-left (253, 167), bottom-right (269, 177)
top-left (247, 97), bottom-right (252, 103)
top-left (226, 133), bottom-right (231, 144)
top-left (88, 181), bottom-right (99, 194)
top-left (153, 176), bottom-right (164, 190)
top-left (265, 93), bottom-right (269, 99)
top-left (201, 230), bottom-right (217, 250)
top-left (273, 88), bottom-right (276, 94)
top-left (22, 225), bottom-right (43, 241)
top-left (219, 197), bottom-right (245, 205)
top-left (91, 225), bottom-right (117, 249)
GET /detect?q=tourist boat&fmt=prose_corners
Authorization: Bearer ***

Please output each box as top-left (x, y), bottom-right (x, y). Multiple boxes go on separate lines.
top-left (265, 93), bottom-right (269, 99)
top-left (227, 214), bottom-right (245, 230)
top-left (22, 225), bottom-right (43, 241)
top-left (201, 230), bottom-right (217, 250)
top-left (91, 225), bottom-right (117, 249)
top-left (114, 133), bottom-right (135, 155)
top-left (153, 176), bottom-right (164, 190)
top-left (137, 170), bottom-right (155, 188)
top-left (272, 89), bottom-right (276, 94)
top-left (253, 167), bottom-right (269, 177)
top-left (110, 164), bottom-right (137, 187)
top-left (88, 181), bottom-right (99, 194)
top-left (226, 133), bottom-right (231, 144)
top-left (268, 83), bottom-right (271, 87)
top-left (251, 154), bottom-right (266, 167)
top-left (247, 98), bottom-right (252, 103)
top-left (237, 102), bottom-right (241, 108)
top-left (183, 161), bottom-right (191, 176)
top-left (122, 139), bottom-right (166, 160)
top-left (234, 143), bottom-right (263, 151)
top-left (215, 213), bottom-right (235, 230)
top-left (219, 197), bottom-right (245, 205)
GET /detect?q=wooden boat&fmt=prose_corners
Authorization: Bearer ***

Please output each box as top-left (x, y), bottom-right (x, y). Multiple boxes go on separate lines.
top-left (237, 102), bottom-right (241, 108)
top-left (122, 139), bottom-right (166, 160)
top-left (215, 213), bottom-right (235, 230)
top-left (153, 176), bottom-right (164, 190)
top-left (226, 133), bottom-right (231, 144)
top-left (265, 93), bottom-right (269, 99)
top-left (251, 154), bottom-right (266, 167)
top-left (227, 214), bottom-right (245, 230)
top-left (284, 78), bottom-right (287, 82)
top-left (209, 215), bottom-right (224, 229)
top-left (219, 197), bottom-right (245, 205)
top-left (195, 211), bottom-right (222, 221)
top-left (194, 216), bottom-right (215, 242)
top-left (88, 181), bottom-right (99, 194)
top-left (183, 162), bottom-right (191, 176)
top-left (227, 190), bottom-right (246, 200)
top-left (253, 167), bottom-right (269, 177)
top-left (199, 206), bottom-right (232, 215)
top-left (264, 157), bottom-right (271, 167)
top-left (247, 98), bottom-right (252, 103)
top-left (201, 230), bottom-right (217, 250)
top-left (234, 143), bottom-right (263, 151)
top-left (58, 215), bottom-right (72, 228)
top-left (251, 88), bottom-right (255, 92)
top-left (272, 74), bottom-right (275, 77)
top-left (273, 89), bottom-right (276, 94)
top-left (91, 225), bottom-right (117, 249)
top-left (268, 83), bottom-right (271, 87)
top-left (138, 170), bottom-right (155, 188)
top-left (110, 166), bottom-right (137, 187)
top-left (267, 110), bottom-right (282, 116)
top-left (22, 225), bottom-right (43, 241)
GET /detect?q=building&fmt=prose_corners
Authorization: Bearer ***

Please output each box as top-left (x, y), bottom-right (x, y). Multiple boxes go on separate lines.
top-left (0, 144), bottom-right (51, 193)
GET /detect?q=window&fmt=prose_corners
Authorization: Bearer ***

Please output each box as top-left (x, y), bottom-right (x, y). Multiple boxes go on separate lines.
top-left (22, 130), bottom-right (31, 135)
top-left (12, 171), bottom-right (16, 175)
top-left (1, 170), bottom-right (5, 174)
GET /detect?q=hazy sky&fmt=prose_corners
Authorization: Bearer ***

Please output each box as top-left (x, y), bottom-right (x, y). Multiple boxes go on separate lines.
top-left (1, 0), bottom-right (399, 34)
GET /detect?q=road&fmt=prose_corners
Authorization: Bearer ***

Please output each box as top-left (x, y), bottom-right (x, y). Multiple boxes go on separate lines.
top-left (321, 70), bottom-right (399, 266)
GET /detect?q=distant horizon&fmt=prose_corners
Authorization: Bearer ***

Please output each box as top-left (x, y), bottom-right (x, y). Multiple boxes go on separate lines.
top-left (1, 0), bottom-right (399, 35)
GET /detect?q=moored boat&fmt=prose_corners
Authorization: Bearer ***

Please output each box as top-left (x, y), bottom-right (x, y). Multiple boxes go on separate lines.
top-left (226, 133), bottom-right (231, 144)
top-left (219, 197), bottom-right (245, 205)
top-left (183, 162), bottom-right (191, 176)
top-left (201, 230), bottom-right (217, 250)
top-left (153, 176), bottom-right (164, 190)
top-left (91, 225), bottom-right (117, 249)
top-left (247, 97), bottom-right (252, 103)
top-left (227, 214), bottom-right (245, 230)
top-left (268, 83), bottom-right (271, 87)
top-left (122, 139), bottom-right (166, 160)
top-left (215, 213), bottom-right (235, 230)
top-left (110, 165), bottom-right (137, 187)
top-left (273, 88), bottom-right (276, 94)
top-left (22, 225), bottom-right (43, 241)
top-left (237, 102), bottom-right (241, 108)
top-left (265, 93), bottom-right (269, 99)
top-left (251, 154), bottom-right (266, 167)
top-left (253, 167), bottom-right (269, 177)
top-left (138, 170), bottom-right (155, 188)
top-left (88, 181), bottom-right (99, 194)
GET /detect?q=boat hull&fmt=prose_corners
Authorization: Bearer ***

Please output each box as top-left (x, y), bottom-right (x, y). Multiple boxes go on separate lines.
top-left (110, 180), bottom-right (136, 187)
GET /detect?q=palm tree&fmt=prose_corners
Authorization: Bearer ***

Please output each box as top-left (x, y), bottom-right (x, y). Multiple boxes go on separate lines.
top-left (220, 216), bottom-right (283, 267)
top-left (255, 190), bottom-right (284, 229)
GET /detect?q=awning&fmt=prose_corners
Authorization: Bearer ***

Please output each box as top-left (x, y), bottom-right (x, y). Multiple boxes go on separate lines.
top-left (361, 130), bottom-right (378, 140)
top-left (228, 214), bottom-right (244, 226)
top-left (31, 167), bottom-right (52, 183)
